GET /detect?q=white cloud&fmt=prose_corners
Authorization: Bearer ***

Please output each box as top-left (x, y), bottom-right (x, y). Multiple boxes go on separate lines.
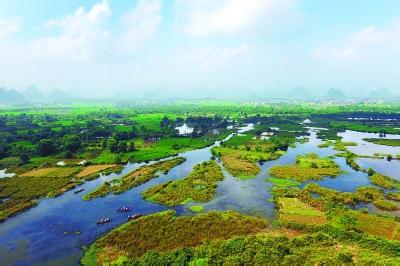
top-left (0, 18), bottom-right (20, 38)
top-left (313, 19), bottom-right (400, 61)
top-left (183, 43), bottom-right (250, 69)
top-left (32, 0), bottom-right (111, 60)
top-left (175, 0), bottom-right (297, 37)
top-left (118, 0), bottom-right (162, 52)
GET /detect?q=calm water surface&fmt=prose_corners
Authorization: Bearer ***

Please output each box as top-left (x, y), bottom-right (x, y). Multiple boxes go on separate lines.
top-left (338, 130), bottom-right (400, 156)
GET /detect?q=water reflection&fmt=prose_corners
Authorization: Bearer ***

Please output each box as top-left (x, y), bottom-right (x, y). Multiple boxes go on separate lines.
top-left (338, 130), bottom-right (400, 156)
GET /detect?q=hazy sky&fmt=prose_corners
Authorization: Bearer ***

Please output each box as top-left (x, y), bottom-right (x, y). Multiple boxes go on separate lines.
top-left (0, 0), bottom-right (399, 98)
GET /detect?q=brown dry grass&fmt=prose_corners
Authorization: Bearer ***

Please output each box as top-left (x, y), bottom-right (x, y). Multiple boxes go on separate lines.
top-left (20, 167), bottom-right (79, 178)
top-left (76, 165), bottom-right (116, 178)
top-left (221, 154), bottom-right (260, 179)
top-left (278, 197), bottom-right (327, 225)
top-left (355, 212), bottom-right (400, 240)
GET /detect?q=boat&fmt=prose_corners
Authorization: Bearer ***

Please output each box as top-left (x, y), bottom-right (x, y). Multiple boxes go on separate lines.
top-left (117, 207), bottom-right (132, 213)
top-left (74, 188), bottom-right (85, 194)
top-left (128, 213), bottom-right (142, 220)
top-left (96, 218), bottom-right (111, 224)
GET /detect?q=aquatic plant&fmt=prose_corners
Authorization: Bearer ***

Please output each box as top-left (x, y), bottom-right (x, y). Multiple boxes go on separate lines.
top-left (189, 205), bottom-right (205, 213)
top-left (269, 154), bottom-right (341, 182)
top-left (142, 160), bottom-right (223, 206)
top-left (363, 138), bottom-right (400, 147)
top-left (82, 157), bottom-right (186, 200)
top-left (370, 173), bottom-right (400, 190)
top-left (81, 210), bottom-right (267, 265)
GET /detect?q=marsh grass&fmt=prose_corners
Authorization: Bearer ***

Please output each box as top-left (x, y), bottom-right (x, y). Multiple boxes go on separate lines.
top-left (19, 167), bottom-right (81, 178)
top-left (82, 157), bottom-right (186, 200)
top-left (142, 160), bottom-right (223, 206)
top-left (189, 205), bottom-right (205, 212)
top-left (221, 154), bottom-right (260, 179)
top-left (267, 177), bottom-right (300, 188)
top-left (277, 197), bottom-right (327, 225)
top-left (269, 153), bottom-right (341, 182)
top-left (82, 210), bottom-right (267, 265)
top-left (363, 138), bottom-right (400, 147)
top-left (0, 175), bottom-right (81, 221)
top-left (370, 173), bottom-right (400, 190)
top-left (76, 165), bottom-right (117, 178)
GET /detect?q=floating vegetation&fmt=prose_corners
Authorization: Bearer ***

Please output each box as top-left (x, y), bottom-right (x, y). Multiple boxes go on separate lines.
top-left (267, 177), bottom-right (300, 188)
top-left (370, 173), bottom-right (400, 189)
top-left (221, 154), bottom-right (260, 179)
top-left (142, 160), bottom-right (223, 206)
top-left (189, 205), bottom-right (204, 213)
top-left (318, 140), bottom-right (357, 151)
top-left (81, 210), bottom-right (267, 265)
top-left (363, 138), bottom-right (400, 147)
top-left (269, 153), bottom-right (341, 182)
top-left (387, 192), bottom-right (400, 201)
top-left (0, 175), bottom-right (81, 221)
top-left (82, 157), bottom-right (186, 201)
top-left (274, 183), bottom-right (397, 213)
top-left (373, 200), bottom-right (398, 211)
top-left (211, 133), bottom-right (288, 179)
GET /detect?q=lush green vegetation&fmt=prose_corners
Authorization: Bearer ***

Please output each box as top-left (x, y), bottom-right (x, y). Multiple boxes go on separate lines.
top-left (82, 157), bottom-right (186, 200)
top-left (0, 164), bottom-right (122, 221)
top-left (211, 130), bottom-right (293, 179)
top-left (370, 173), bottom-right (400, 189)
top-left (129, 229), bottom-right (400, 265)
top-left (188, 205), bottom-right (205, 213)
top-left (142, 160), bottom-right (223, 206)
top-left (3, 101), bottom-right (400, 264)
top-left (363, 138), bottom-right (400, 146)
top-left (81, 210), bottom-right (267, 265)
top-left (277, 197), bottom-right (327, 225)
top-left (267, 177), bottom-right (301, 188)
top-left (269, 153), bottom-right (341, 182)
top-left (318, 140), bottom-right (357, 151)
top-left (273, 182), bottom-right (397, 213)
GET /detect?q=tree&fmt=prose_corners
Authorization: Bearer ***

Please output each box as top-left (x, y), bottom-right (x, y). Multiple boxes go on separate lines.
top-left (63, 135), bottom-right (81, 153)
top-left (107, 138), bottom-right (119, 153)
top-left (37, 139), bottom-right (56, 155)
top-left (172, 143), bottom-right (180, 150)
top-left (126, 141), bottom-right (135, 152)
top-left (19, 153), bottom-right (30, 165)
top-left (337, 213), bottom-right (357, 230)
top-left (387, 154), bottom-right (393, 161)
top-left (367, 168), bottom-right (375, 176)
top-left (117, 142), bottom-right (127, 153)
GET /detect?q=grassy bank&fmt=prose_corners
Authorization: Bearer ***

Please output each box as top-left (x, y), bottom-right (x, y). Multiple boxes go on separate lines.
top-left (269, 153), bottom-right (341, 182)
top-left (81, 210), bottom-right (267, 265)
top-left (82, 157), bottom-right (186, 200)
top-left (142, 160), bottom-right (223, 206)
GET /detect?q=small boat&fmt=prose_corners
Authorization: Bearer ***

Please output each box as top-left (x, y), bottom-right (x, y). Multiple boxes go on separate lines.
top-left (96, 218), bottom-right (111, 224)
top-left (74, 188), bottom-right (85, 194)
top-left (117, 207), bottom-right (132, 213)
top-left (128, 213), bottom-right (142, 220)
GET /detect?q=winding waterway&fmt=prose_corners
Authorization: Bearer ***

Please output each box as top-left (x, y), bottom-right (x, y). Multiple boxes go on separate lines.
top-left (0, 126), bottom-right (398, 265)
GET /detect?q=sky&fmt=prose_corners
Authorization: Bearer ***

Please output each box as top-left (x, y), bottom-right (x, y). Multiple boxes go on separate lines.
top-left (0, 0), bottom-right (400, 98)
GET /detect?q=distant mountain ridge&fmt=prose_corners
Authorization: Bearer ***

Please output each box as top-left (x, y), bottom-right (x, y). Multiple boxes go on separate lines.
top-left (368, 88), bottom-right (393, 100)
top-left (286, 87), bottom-right (315, 100)
top-left (324, 88), bottom-right (346, 99)
top-left (0, 88), bottom-right (25, 103)
top-left (24, 84), bottom-right (45, 102)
